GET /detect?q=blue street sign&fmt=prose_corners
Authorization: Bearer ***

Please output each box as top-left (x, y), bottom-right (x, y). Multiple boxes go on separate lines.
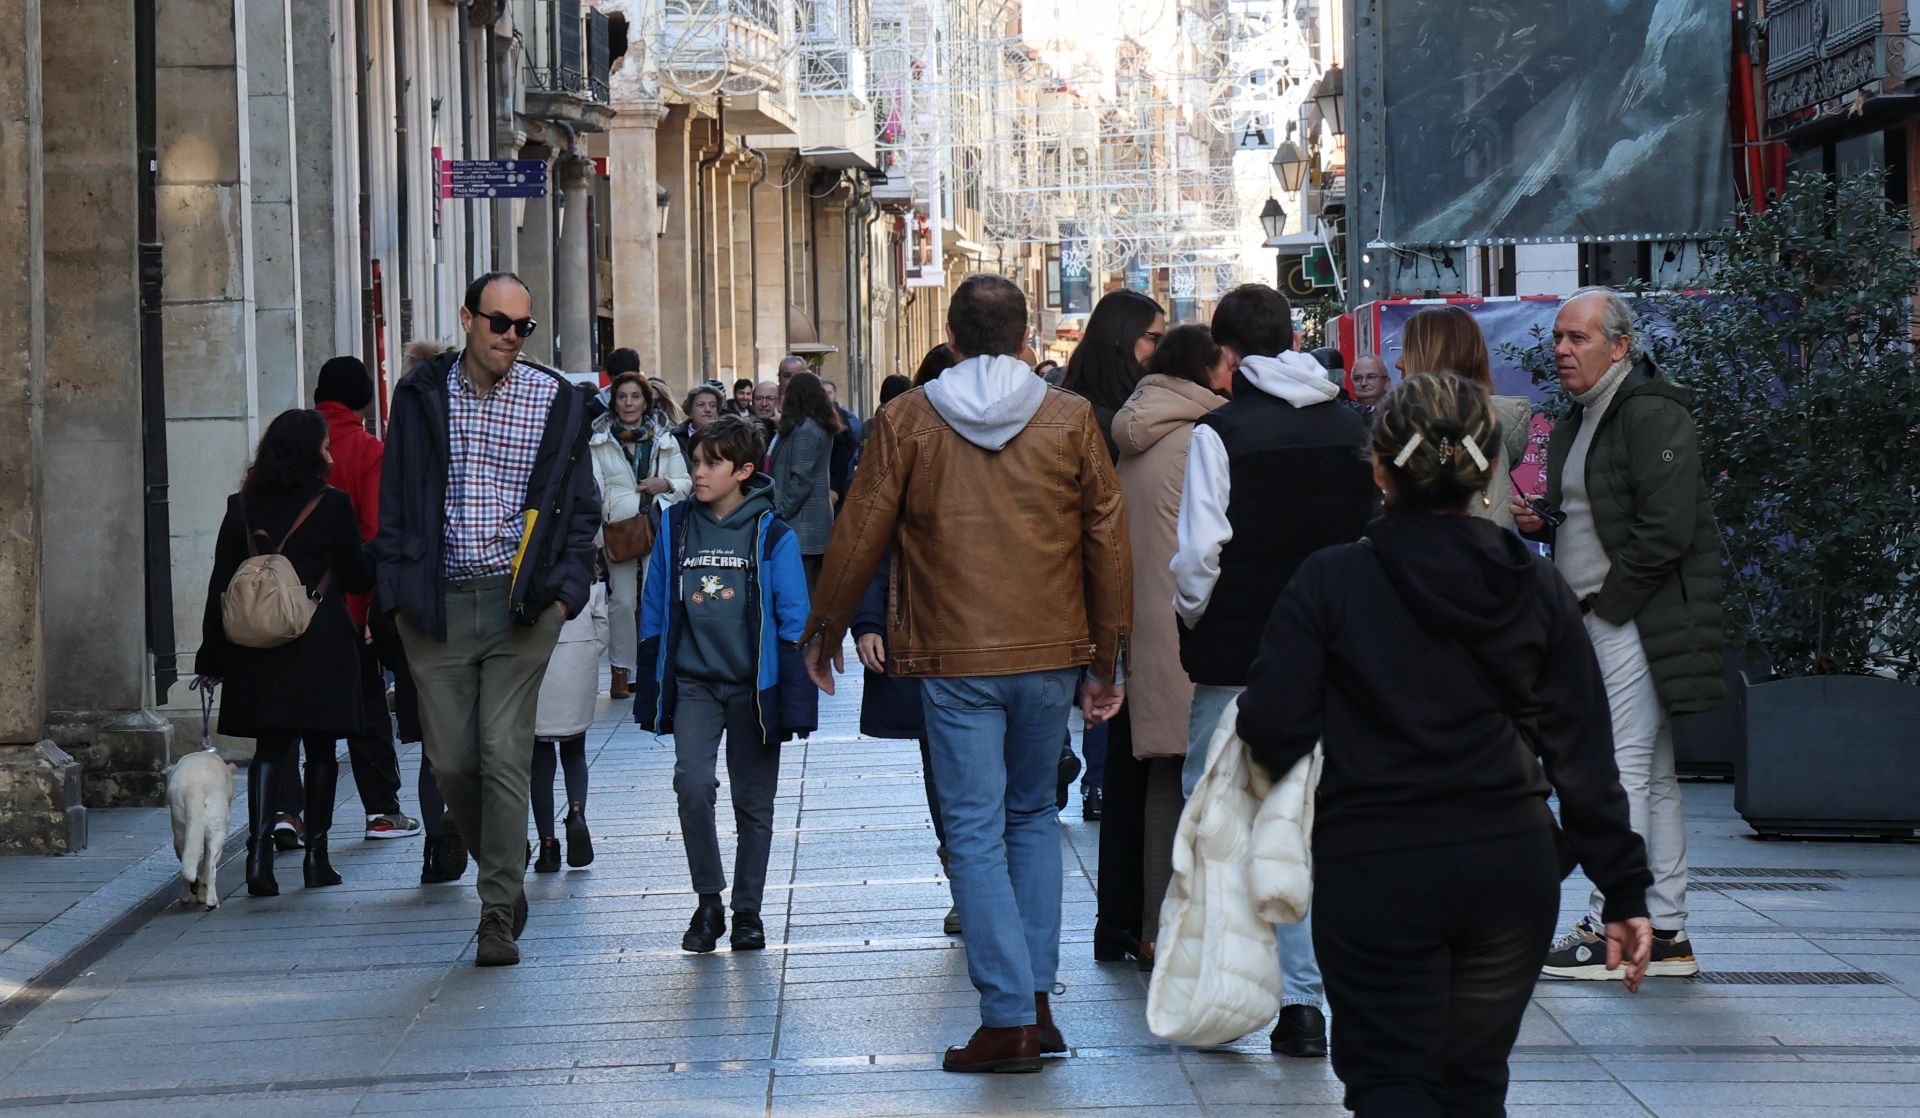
top-left (440, 159), bottom-right (548, 199)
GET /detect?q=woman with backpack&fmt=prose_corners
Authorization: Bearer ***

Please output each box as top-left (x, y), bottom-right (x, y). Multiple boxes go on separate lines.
top-left (194, 408), bottom-right (375, 897)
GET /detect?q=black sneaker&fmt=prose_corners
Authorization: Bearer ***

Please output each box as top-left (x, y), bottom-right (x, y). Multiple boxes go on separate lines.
top-left (1541, 918), bottom-right (1614, 980)
top-left (272, 813), bottom-right (304, 851)
top-left (682, 902), bottom-right (725, 954)
top-left (437, 817), bottom-right (470, 880)
top-left (475, 913), bottom-right (519, 967)
top-left (1271, 1005), bottom-right (1327, 1058)
top-left (1649, 930), bottom-right (1700, 977)
top-left (564, 807), bottom-right (594, 868)
top-left (1056, 742), bottom-right (1082, 810)
top-left (421, 838), bottom-right (457, 884)
top-left (533, 837), bottom-right (562, 874)
top-left (731, 910), bottom-right (766, 951)
top-left (1082, 787), bottom-right (1104, 821)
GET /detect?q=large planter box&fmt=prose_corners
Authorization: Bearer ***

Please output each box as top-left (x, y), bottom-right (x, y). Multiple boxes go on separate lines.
top-left (1672, 645), bottom-right (1758, 780)
top-left (1736, 673), bottom-right (1920, 839)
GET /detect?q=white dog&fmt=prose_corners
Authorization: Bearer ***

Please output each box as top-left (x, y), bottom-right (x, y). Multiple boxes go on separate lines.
top-left (168, 751), bottom-right (236, 910)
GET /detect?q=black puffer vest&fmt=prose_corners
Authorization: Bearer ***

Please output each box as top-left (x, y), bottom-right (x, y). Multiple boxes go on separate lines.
top-left (1178, 377), bottom-right (1375, 687)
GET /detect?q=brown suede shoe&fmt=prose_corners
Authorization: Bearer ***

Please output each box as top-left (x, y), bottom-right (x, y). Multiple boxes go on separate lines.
top-left (1035, 993), bottom-right (1066, 1054)
top-left (942, 1025), bottom-right (1042, 1073)
top-left (610, 667), bottom-right (631, 699)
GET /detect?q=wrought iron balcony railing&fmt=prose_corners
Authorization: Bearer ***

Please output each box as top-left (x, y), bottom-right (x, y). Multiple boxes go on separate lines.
top-left (518, 0), bottom-right (610, 103)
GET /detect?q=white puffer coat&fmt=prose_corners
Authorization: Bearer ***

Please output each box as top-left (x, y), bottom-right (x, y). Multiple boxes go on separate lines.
top-left (1146, 694), bottom-right (1321, 1046)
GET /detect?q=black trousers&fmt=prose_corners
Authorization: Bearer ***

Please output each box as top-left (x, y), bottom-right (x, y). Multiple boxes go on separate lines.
top-left (1313, 828), bottom-right (1560, 1118)
top-left (280, 623), bottom-right (408, 818)
top-left (1093, 706), bottom-right (1145, 936)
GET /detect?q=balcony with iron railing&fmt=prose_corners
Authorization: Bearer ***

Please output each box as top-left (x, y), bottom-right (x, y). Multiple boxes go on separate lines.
top-left (517, 0), bottom-right (612, 105)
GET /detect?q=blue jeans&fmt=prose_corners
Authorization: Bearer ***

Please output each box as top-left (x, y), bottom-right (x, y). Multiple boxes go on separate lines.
top-left (1184, 683), bottom-right (1325, 1010)
top-left (922, 669), bottom-right (1078, 1028)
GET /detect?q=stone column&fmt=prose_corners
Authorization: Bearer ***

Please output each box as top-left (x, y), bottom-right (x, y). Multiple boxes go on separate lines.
top-left (711, 156), bottom-right (737, 385)
top-left (813, 193), bottom-right (850, 388)
top-left (0, 0), bottom-right (47, 748)
top-left (656, 109), bottom-right (697, 386)
top-left (158, 0), bottom-right (261, 743)
top-left (552, 152), bottom-right (595, 373)
top-left (0, 0), bottom-right (86, 853)
top-left (752, 168), bottom-right (789, 377)
top-left (292, 0), bottom-right (351, 370)
top-left (515, 144), bottom-right (556, 365)
top-left (729, 158), bottom-right (757, 382)
top-left (608, 100), bottom-right (663, 383)
top-left (34, 0), bottom-right (170, 817)
top-left (246, 0), bottom-right (305, 412)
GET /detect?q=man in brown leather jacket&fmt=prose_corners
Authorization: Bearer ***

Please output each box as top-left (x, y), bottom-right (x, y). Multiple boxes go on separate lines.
top-left (804, 274), bottom-right (1131, 1073)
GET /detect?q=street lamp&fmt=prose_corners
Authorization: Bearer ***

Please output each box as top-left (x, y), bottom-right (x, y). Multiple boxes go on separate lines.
top-left (1271, 128), bottom-right (1309, 194)
top-left (1314, 65), bottom-right (1345, 137)
top-left (656, 184), bottom-right (671, 238)
top-left (1259, 196), bottom-right (1286, 242)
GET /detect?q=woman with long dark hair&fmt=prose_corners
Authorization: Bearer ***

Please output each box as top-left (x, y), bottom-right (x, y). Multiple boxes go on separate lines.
top-left (1397, 305), bottom-right (1533, 529)
top-left (1236, 373), bottom-right (1652, 1115)
top-left (1058, 291), bottom-right (1164, 964)
top-left (770, 370), bottom-right (842, 586)
top-left (910, 343), bottom-right (955, 388)
top-left (194, 409), bottom-right (375, 896)
top-left (1060, 289), bottom-right (1166, 455)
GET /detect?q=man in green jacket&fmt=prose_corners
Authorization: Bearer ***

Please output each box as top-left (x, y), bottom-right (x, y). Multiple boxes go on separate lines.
top-left (1513, 287), bottom-right (1724, 982)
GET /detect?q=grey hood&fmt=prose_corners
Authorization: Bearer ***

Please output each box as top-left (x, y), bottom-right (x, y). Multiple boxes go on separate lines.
top-left (922, 354), bottom-right (1049, 451)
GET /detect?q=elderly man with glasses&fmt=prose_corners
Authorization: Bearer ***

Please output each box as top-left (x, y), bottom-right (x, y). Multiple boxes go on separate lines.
top-left (372, 270), bottom-right (601, 968)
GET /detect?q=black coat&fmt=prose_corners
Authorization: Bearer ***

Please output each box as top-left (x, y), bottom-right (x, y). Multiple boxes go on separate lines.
top-left (197, 483), bottom-right (375, 739)
top-left (853, 552), bottom-right (925, 741)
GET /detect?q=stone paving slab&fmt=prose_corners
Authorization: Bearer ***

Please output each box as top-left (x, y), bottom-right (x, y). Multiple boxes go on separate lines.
top-left (0, 655), bottom-right (1917, 1115)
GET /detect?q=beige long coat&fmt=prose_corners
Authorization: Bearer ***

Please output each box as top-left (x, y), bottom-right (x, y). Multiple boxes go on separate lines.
top-left (1112, 374), bottom-right (1224, 758)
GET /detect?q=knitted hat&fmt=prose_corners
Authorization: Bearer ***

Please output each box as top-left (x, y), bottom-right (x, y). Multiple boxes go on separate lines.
top-left (314, 356), bottom-right (373, 411)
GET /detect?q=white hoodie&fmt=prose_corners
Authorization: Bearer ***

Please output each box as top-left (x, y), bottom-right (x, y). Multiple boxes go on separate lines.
top-left (922, 353), bottom-right (1049, 451)
top-left (1172, 352), bottom-right (1341, 624)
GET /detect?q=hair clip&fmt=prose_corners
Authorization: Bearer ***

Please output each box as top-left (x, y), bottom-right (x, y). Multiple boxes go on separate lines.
top-left (1460, 435), bottom-right (1489, 471)
top-left (1435, 437), bottom-right (1458, 465)
top-left (1392, 432), bottom-right (1424, 467)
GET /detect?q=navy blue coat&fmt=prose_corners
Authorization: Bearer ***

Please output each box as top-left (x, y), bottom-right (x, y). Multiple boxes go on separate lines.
top-left (853, 552), bottom-right (925, 741)
top-left (371, 348), bottom-right (601, 641)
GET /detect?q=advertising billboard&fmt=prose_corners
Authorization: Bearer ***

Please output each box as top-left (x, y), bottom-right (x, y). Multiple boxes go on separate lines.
top-left (1379, 0), bottom-right (1735, 246)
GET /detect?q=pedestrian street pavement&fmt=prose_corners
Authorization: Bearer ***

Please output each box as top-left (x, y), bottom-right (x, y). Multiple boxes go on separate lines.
top-left (1, 657), bottom-right (1918, 1116)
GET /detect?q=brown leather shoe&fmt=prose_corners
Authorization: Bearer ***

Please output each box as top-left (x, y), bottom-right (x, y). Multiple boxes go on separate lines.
top-left (942, 1025), bottom-right (1042, 1073)
top-left (610, 667), bottom-right (631, 699)
top-left (1035, 993), bottom-right (1066, 1054)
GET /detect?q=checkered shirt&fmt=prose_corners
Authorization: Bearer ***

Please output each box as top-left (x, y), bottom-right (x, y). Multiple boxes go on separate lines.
top-left (442, 358), bottom-right (558, 578)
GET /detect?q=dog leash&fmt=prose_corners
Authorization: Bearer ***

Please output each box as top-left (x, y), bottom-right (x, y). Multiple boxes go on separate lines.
top-left (188, 676), bottom-right (217, 752)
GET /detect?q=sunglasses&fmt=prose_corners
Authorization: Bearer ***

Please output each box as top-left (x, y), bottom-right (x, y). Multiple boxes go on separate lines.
top-left (474, 309), bottom-right (538, 339)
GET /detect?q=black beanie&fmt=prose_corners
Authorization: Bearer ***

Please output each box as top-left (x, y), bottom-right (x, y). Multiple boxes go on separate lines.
top-left (315, 356), bottom-right (373, 411)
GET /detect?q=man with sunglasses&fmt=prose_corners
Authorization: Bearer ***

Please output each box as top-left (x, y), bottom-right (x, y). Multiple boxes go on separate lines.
top-left (374, 270), bottom-right (601, 968)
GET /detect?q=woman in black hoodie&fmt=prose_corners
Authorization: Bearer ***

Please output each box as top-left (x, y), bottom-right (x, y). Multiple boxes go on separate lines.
top-left (1236, 373), bottom-right (1653, 1118)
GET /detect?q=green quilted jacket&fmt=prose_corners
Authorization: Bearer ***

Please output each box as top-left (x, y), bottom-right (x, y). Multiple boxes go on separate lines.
top-left (1543, 358), bottom-right (1727, 715)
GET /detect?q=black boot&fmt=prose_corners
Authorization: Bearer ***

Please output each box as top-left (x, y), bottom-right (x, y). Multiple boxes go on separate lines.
top-left (533, 837), bottom-right (563, 873)
top-left (564, 805), bottom-right (594, 868)
top-left (302, 748), bottom-right (343, 887)
top-left (245, 756), bottom-right (280, 897)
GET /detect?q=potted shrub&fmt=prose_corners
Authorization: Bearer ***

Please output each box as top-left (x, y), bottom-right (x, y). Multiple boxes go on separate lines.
top-left (1652, 171), bottom-right (1920, 837)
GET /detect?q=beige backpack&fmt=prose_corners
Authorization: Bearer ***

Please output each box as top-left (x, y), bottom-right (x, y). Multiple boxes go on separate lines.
top-left (220, 493), bottom-right (334, 649)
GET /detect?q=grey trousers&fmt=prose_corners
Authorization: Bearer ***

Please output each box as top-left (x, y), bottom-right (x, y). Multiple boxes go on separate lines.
top-left (671, 676), bottom-right (781, 913)
top-left (398, 576), bottom-right (564, 925)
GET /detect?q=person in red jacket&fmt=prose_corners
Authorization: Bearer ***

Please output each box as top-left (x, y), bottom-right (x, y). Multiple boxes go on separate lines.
top-left (280, 358), bottom-right (426, 847)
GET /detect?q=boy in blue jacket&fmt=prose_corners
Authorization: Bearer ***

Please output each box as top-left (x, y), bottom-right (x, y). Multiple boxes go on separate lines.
top-left (635, 414), bottom-right (815, 953)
